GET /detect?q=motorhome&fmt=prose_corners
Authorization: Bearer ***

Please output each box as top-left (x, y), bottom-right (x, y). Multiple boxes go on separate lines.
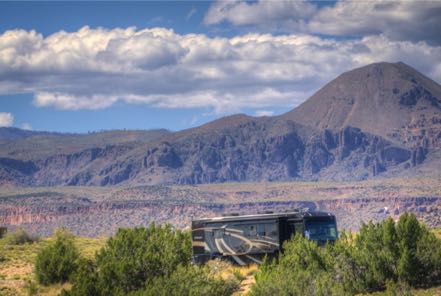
top-left (191, 210), bottom-right (337, 265)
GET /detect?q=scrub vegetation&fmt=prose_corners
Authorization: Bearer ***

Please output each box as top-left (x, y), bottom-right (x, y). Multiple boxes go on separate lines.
top-left (1, 214), bottom-right (441, 295)
top-left (251, 213), bottom-right (441, 296)
top-left (42, 224), bottom-right (237, 296)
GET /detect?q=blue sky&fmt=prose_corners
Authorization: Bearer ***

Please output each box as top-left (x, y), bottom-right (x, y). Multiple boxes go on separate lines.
top-left (0, 1), bottom-right (440, 133)
top-left (0, 2), bottom-right (217, 132)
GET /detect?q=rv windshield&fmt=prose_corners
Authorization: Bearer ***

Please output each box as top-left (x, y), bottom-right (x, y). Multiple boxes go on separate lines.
top-left (305, 220), bottom-right (337, 241)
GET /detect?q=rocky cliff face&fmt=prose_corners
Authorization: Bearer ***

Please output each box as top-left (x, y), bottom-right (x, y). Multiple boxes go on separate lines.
top-left (0, 120), bottom-right (418, 185)
top-left (2, 179), bottom-right (441, 236)
top-left (0, 62), bottom-right (440, 186)
top-left (1, 189), bottom-right (440, 237)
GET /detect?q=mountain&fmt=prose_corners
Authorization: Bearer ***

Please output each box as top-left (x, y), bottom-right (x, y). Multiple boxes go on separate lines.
top-left (284, 62), bottom-right (441, 149)
top-left (1, 62), bottom-right (440, 186)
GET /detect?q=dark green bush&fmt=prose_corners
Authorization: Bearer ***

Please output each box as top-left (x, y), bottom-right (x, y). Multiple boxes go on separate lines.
top-left (4, 228), bottom-right (38, 245)
top-left (61, 258), bottom-right (99, 296)
top-left (57, 224), bottom-right (237, 296)
top-left (355, 214), bottom-right (441, 289)
top-left (251, 213), bottom-right (441, 295)
top-left (327, 231), bottom-right (367, 293)
top-left (129, 265), bottom-right (238, 296)
top-left (355, 218), bottom-right (400, 290)
top-left (35, 229), bottom-right (79, 285)
top-left (416, 226), bottom-right (441, 286)
top-left (0, 226), bottom-right (7, 239)
top-left (95, 224), bottom-right (191, 295)
top-left (66, 224), bottom-right (192, 296)
top-left (251, 235), bottom-right (347, 296)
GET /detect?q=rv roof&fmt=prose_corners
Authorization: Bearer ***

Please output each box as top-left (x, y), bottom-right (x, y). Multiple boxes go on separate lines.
top-left (192, 210), bottom-right (334, 224)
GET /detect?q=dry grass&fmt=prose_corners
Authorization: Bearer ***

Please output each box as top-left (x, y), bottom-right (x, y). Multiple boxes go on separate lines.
top-left (205, 260), bottom-right (258, 295)
top-left (35, 283), bottom-right (72, 296)
top-left (0, 235), bottom-right (106, 295)
top-left (413, 286), bottom-right (441, 295)
top-left (366, 285), bottom-right (441, 295)
top-left (433, 228), bottom-right (441, 239)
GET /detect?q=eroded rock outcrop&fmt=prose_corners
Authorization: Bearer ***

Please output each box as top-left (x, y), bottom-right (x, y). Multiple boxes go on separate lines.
top-left (2, 194), bottom-right (440, 236)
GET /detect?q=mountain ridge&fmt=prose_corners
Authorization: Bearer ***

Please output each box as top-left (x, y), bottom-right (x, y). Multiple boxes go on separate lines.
top-left (283, 62), bottom-right (441, 147)
top-left (1, 61), bottom-right (440, 186)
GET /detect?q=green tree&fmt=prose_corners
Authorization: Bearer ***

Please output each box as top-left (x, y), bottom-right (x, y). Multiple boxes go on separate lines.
top-left (35, 229), bottom-right (79, 285)
top-left (396, 213), bottom-right (422, 284)
top-left (62, 258), bottom-right (99, 296)
top-left (329, 231), bottom-right (367, 293)
top-left (251, 235), bottom-right (347, 296)
top-left (252, 213), bottom-right (441, 295)
top-left (90, 224), bottom-right (191, 295)
top-left (416, 226), bottom-right (441, 286)
top-left (355, 218), bottom-right (399, 290)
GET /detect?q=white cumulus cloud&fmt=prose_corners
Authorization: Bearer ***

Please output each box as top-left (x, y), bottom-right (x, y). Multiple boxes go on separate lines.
top-left (0, 112), bottom-right (13, 127)
top-left (204, 1), bottom-right (315, 28)
top-left (205, 0), bottom-right (441, 45)
top-left (0, 26), bottom-right (440, 113)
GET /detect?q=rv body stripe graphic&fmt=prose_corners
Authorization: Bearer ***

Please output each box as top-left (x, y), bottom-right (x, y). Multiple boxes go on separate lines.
top-left (214, 238), bottom-right (225, 254)
top-left (219, 237), bottom-right (237, 255)
top-left (192, 225), bottom-right (278, 257)
top-left (246, 255), bottom-right (262, 264)
top-left (232, 255), bottom-right (246, 265)
top-left (192, 241), bottom-right (205, 247)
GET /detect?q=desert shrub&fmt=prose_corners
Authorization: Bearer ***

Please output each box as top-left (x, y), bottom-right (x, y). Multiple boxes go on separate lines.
top-left (4, 228), bottom-right (38, 245)
top-left (327, 231), bottom-right (367, 293)
top-left (355, 218), bottom-right (400, 290)
top-left (0, 227), bottom-right (7, 239)
top-left (416, 225), bottom-right (441, 286)
top-left (251, 213), bottom-right (441, 295)
top-left (395, 213), bottom-right (424, 284)
top-left (355, 213), bottom-right (441, 288)
top-left (129, 265), bottom-right (238, 296)
top-left (35, 229), bottom-right (79, 285)
top-left (251, 235), bottom-right (347, 296)
top-left (61, 258), bottom-right (99, 296)
top-left (67, 224), bottom-right (192, 295)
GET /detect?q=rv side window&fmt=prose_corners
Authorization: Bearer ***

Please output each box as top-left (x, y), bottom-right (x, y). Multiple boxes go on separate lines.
top-left (265, 224), bottom-right (277, 237)
top-left (294, 223), bottom-right (303, 235)
top-left (249, 225), bottom-right (257, 237)
top-left (257, 224), bottom-right (265, 236)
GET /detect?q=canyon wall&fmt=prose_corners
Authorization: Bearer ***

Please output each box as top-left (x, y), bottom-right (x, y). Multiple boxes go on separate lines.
top-left (1, 194), bottom-right (440, 237)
